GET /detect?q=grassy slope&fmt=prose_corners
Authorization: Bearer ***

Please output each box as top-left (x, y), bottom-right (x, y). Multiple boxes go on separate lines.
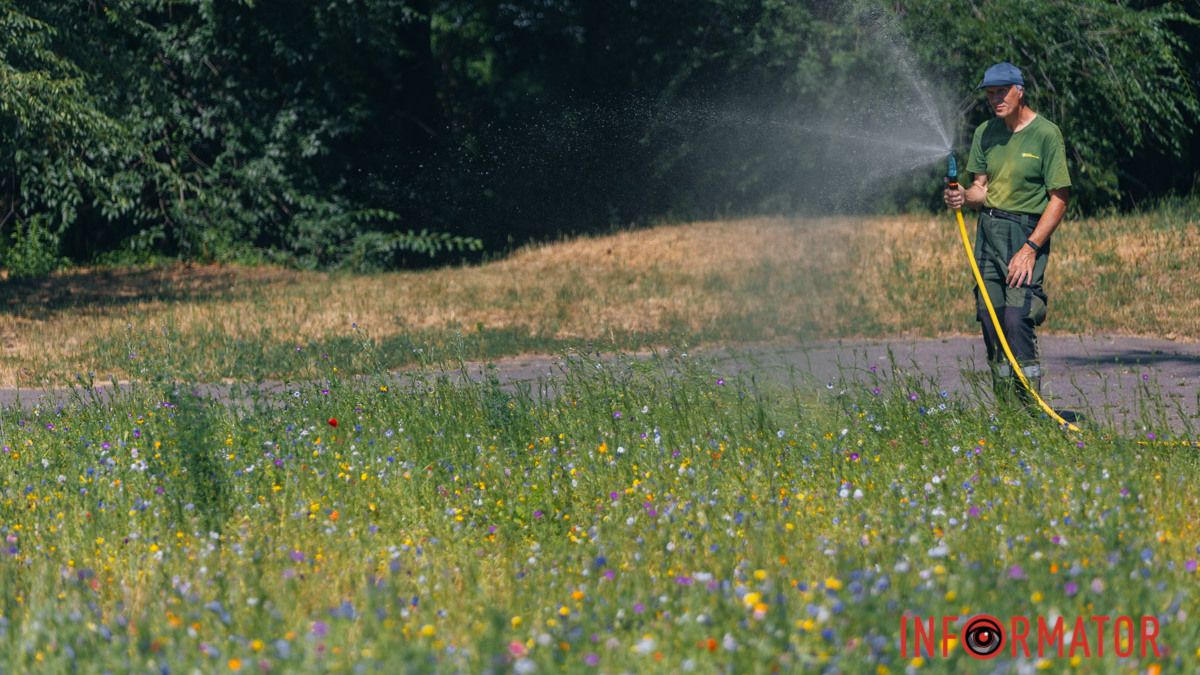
top-left (1, 204), bottom-right (1198, 672)
top-left (0, 201), bottom-right (1197, 386)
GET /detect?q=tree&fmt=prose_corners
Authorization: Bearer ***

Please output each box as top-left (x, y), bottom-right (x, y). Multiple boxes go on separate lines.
top-left (0, 6), bottom-right (139, 277)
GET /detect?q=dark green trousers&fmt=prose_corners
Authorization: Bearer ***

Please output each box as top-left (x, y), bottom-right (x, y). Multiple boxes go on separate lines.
top-left (973, 210), bottom-right (1049, 402)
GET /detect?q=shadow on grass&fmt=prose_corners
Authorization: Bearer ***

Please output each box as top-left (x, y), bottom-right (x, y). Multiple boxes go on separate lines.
top-left (0, 264), bottom-right (304, 320)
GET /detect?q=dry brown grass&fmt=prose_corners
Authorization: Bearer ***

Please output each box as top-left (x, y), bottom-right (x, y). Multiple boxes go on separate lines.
top-left (1, 206), bottom-right (1196, 385)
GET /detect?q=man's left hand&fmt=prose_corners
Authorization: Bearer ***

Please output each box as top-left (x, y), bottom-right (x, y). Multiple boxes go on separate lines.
top-left (1006, 247), bottom-right (1036, 287)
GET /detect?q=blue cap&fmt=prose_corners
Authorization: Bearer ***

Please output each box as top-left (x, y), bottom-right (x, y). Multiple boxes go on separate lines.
top-left (977, 62), bottom-right (1024, 89)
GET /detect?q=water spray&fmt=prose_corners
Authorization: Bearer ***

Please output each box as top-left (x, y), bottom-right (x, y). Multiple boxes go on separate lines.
top-left (947, 153), bottom-right (1081, 433)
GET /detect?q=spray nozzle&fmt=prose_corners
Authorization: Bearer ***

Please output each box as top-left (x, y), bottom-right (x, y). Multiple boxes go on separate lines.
top-left (946, 154), bottom-right (958, 187)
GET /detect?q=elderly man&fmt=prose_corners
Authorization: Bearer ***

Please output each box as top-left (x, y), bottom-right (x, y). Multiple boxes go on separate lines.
top-left (944, 62), bottom-right (1071, 409)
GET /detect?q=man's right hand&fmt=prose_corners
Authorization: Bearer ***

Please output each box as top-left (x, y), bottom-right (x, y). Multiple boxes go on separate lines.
top-left (943, 184), bottom-right (966, 210)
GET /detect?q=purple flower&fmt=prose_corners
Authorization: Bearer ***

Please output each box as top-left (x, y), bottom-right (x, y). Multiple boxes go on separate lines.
top-left (1064, 581), bottom-right (1079, 596)
top-left (612, 411), bottom-right (622, 419)
top-left (871, 387), bottom-right (881, 396)
top-left (1186, 560), bottom-right (1198, 574)
top-left (1146, 433), bottom-right (1156, 440)
top-left (290, 550), bottom-right (305, 562)
top-left (311, 621), bottom-right (328, 637)
top-left (633, 602), bottom-right (645, 614)
top-left (533, 510), bottom-right (543, 519)
top-left (330, 601), bottom-right (357, 620)
top-left (716, 378), bottom-right (725, 386)
top-left (584, 653), bottom-right (600, 666)
top-left (610, 492), bottom-right (619, 501)
top-left (968, 506), bottom-right (980, 518)
top-left (1007, 565), bottom-right (1025, 580)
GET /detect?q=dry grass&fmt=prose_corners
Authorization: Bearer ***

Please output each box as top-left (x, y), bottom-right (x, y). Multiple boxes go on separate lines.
top-left (1, 205), bottom-right (1196, 385)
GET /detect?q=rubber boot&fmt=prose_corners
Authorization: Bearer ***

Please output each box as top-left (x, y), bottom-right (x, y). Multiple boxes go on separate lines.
top-left (990, 363), bottom-right (1019, 408)
top-left (1014, 373), bottom-right (1042, 415)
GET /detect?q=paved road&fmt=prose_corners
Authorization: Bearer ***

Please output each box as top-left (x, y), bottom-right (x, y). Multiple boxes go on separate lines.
top-left (2, 334), bottom-right (1198, 434)
top-left (461, 334), bottom-right (1200, 434)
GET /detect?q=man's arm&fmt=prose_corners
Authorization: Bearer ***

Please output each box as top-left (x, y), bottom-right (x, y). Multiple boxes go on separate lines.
top-left (944, 174), bottom-right (989, 210)
top-left (1006, 187), bottom-right (1069, 288)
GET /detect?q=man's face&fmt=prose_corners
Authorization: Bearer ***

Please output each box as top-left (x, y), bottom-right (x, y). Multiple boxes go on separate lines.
top-left (985, 85), bottom-right (1022, 118)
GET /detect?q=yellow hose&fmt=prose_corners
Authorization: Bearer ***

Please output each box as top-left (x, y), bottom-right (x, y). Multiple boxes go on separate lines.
top-left (954, 208), bottom-right (1081, 432)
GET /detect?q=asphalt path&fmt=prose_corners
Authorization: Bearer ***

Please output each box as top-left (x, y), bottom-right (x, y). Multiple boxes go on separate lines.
top-left (2, 334), bottom-right (1198, 434)
top-left (460, 334), bottom-right (1200, 434)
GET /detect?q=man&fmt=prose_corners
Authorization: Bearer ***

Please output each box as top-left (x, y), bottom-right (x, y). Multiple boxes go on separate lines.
top-left (944, 62), bottom-right (1071, 409)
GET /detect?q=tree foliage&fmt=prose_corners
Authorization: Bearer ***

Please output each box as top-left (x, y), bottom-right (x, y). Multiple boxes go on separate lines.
top-left (0, 0), bottom-right (1196, 277)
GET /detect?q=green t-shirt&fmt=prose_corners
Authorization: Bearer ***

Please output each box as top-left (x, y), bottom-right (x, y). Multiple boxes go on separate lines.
top-left (966, 114), bottom-right (1071, 214)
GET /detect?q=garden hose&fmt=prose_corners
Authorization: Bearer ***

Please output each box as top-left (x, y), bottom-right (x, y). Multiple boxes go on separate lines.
top-left (947, 154), bottom-right (1081, 433)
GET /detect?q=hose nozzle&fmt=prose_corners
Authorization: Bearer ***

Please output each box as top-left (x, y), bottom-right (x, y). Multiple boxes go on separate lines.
top-left (946, 153), bottom-right (959, 189)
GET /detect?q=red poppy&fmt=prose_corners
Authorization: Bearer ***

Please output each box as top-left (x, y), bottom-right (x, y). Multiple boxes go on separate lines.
top-left (327, 417), bottom-right (338, 428)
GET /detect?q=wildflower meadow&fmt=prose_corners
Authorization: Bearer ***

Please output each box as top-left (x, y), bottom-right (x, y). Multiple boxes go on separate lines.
top-left (1, 342), bottom-right (1197, 674)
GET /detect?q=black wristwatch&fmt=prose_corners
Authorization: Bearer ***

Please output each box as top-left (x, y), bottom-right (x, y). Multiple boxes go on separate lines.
top-left (1025, 239), bottom-right (1042, 253)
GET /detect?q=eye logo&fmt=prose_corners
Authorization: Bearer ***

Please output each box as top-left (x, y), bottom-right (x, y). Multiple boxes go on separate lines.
top-left (963, 615), bottom-right (1004, 658)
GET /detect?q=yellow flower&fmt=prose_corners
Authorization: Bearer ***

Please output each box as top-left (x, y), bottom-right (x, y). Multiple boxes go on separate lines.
top-left (419, 624), bottom-right (436, 637)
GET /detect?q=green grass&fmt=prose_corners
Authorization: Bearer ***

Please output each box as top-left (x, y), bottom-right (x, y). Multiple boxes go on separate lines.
top-left (1, 341), bottom-right (1197, 673)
